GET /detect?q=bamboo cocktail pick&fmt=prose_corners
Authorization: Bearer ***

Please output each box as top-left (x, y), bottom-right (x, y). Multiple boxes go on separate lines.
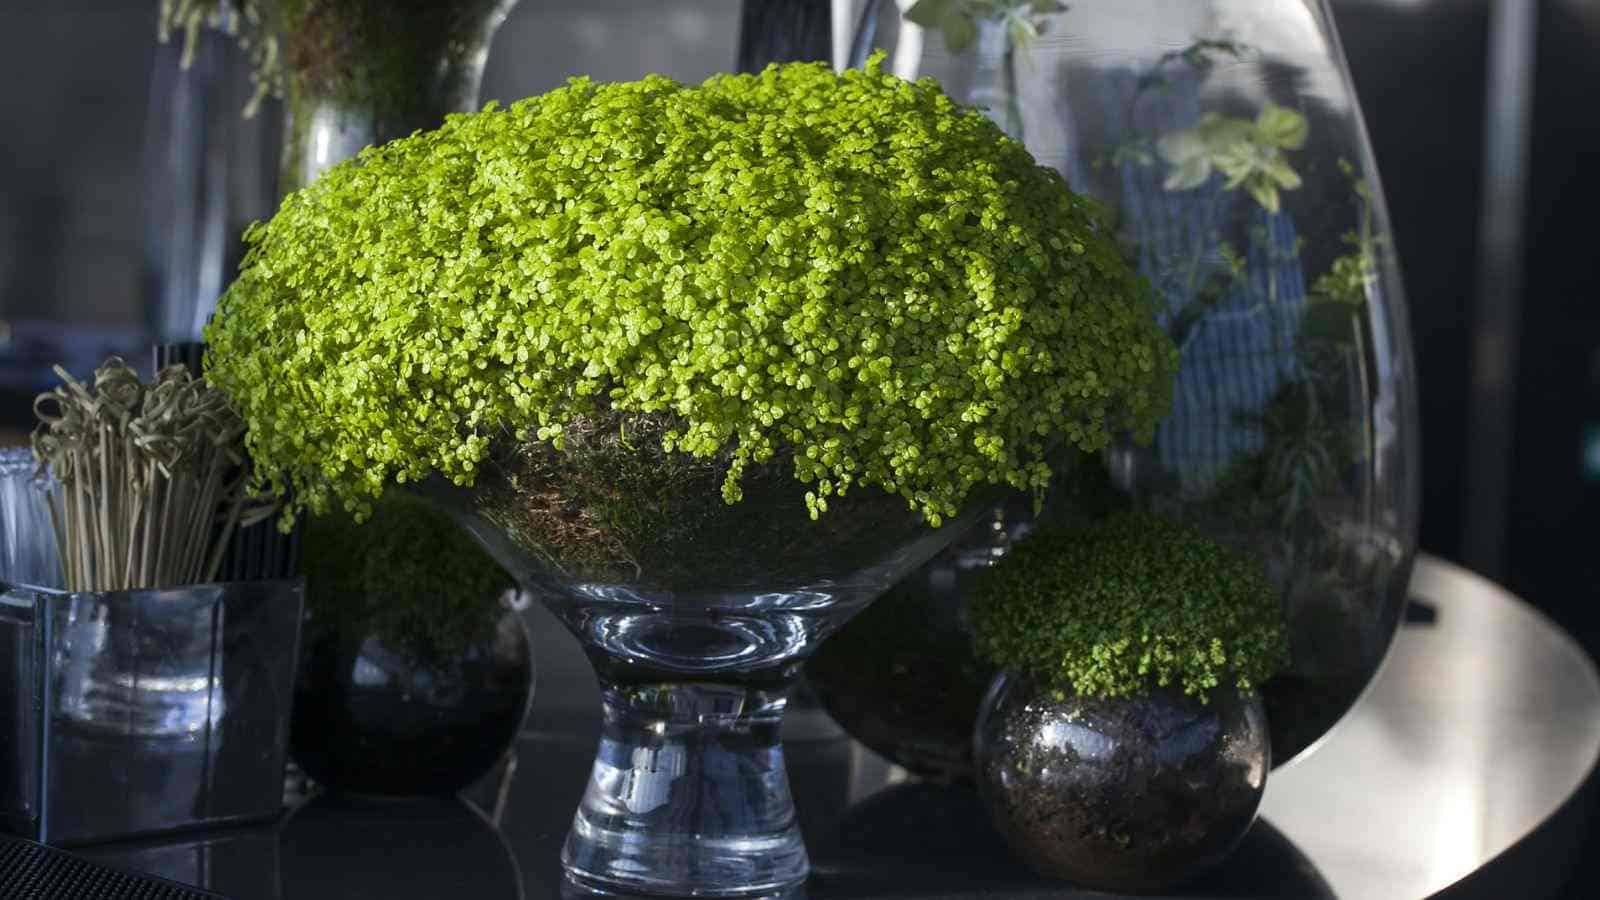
top-left (30, 358), bottom-right (276, 591)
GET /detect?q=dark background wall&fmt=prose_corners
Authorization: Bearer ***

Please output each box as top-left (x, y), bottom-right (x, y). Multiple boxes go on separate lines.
top-left (0, 2), bottom-right (154, 330)
top-left (1507, 0), bottom-right (1600, 654)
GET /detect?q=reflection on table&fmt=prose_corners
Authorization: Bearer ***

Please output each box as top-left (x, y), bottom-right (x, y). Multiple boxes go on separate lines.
top-left (69, 556), bottom-right (1600, 900)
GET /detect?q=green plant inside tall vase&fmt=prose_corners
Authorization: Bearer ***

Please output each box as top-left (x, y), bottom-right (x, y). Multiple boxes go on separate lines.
top-left (160, 0), bottom-right (520, 193)
top-left (827, 0), bottom-right (1420, 773)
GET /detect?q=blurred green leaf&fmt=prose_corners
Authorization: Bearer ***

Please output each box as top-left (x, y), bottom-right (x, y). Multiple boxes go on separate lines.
top-left (905, 0), bottom-right (958, 27)
top-left (1245, 179), bottom-right (1281, 213)
top-left (1157, 105), bottom-right (1307, 212)
top-left (1262, 155), bottom-right (1302, 190)
top-left (944, 14), bottom-right (978, 51)
top-left (1256, 103), bottom-right (1308, 150)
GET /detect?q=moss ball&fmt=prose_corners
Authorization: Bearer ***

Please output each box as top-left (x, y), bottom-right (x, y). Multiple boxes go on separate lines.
top-left (303, 491), bottom-right (513, 658)
top-left (971, 512), bottom-right (1287, 699)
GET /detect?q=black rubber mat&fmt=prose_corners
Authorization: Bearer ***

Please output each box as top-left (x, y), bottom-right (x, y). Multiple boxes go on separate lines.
top-left (0, 835), bottom-right (230, 899)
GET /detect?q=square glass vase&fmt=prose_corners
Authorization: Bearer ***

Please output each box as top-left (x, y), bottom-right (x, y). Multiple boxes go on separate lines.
top-left (0, 579), bottom-right (304, 845)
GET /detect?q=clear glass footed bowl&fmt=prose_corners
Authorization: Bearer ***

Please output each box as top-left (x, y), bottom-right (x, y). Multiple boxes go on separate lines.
top-left (417, 412), bottom-right (990, 898)
top-left (855, 0), bottom-right (1420, 766)
top-left (429, 414), bottom-right (980, 683)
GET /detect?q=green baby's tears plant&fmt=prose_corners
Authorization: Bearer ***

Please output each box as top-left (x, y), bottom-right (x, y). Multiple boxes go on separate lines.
top-left (205, 58), bottom-right (1176, 526)
top-left (971, 511), bottom-right (1287, 700)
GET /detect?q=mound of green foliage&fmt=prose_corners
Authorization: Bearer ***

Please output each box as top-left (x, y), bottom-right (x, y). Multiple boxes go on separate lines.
top-left (971, 511), bottom-right (1287, 699)
top-left (206, 58), bottom-right (1176, 527)
top-left (303, 490), bottom-right (514, 659)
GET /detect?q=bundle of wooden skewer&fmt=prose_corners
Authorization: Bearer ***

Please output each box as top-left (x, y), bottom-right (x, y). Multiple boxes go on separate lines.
top-left (29, 357), bottom-right (275, 591)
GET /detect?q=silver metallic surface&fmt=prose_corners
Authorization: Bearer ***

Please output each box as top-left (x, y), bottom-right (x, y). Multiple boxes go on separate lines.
top-left (1261, 555), bottom-right (1600, 899)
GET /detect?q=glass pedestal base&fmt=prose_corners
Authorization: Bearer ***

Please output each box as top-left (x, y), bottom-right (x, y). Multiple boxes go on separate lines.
top-left (413, 467), bottom-right (993, 897)
top-left (562, 681), bottom-right (807, 897)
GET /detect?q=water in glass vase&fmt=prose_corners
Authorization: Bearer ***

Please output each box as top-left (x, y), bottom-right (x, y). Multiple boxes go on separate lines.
top-left (566, 682), bottom-right (804, 896)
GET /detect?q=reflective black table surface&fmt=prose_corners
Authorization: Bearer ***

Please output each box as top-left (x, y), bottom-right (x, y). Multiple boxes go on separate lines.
top-left (71, 557), bottom-right (1600, 899)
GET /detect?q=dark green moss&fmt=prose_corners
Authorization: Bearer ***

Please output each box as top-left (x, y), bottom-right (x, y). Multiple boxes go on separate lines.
top-left (970, 511), bottom-right (1286, 699)
top-left (303, 490), bottom-right (514, 662)
top-left (470, 412), bottom-right (934, 591)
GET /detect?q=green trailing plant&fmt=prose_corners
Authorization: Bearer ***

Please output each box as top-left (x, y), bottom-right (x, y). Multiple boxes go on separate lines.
top-left (1098, 38), bottom-right (1308, 213)
top-left (159, 0), bottom-right (280, 115)
top-left (29, 358), bottom-right (273, 591)
top-left (1100, 40), bottom-right (1365, 514)
top-left (303, 490), bottom-right (514, 661)
top-left (1104, 39), bottom-right (1249, 170)
top-left (1140, 39), bottom-right (1250, 92)
top-left (1212, 372), bottom-right (1353, 534)
top-left (205, 58), bottom-right (1178, 529)
top-left (1308, 160), bottom-right (1380, 313)
top-left (970, 511), bottom-right (1287, 699)
top-left (1212, 161), bottom-right (1382, 539)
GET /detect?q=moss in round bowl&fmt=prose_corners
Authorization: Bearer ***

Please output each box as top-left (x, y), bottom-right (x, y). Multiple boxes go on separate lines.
top-left (971, 511), bottom-right (1288, 700)
top-left (204, 58), bottom-right (1177, 533)
top-left (302, 490), bottom-right (514, 660)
